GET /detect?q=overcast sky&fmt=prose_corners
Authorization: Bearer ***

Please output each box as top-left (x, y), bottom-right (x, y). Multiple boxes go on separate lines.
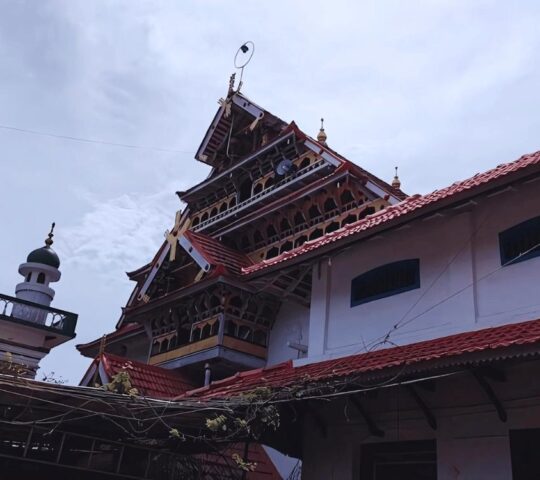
top-left (1, 0), bottom-right (540, 383)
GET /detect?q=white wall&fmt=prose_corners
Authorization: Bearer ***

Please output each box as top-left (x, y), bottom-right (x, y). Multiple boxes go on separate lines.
top-left (473, 180), bottom-right (540, 328)
top-left (302, 180), bottom-right (540, 362)
top-left (300, 360), bottom-right (540, 480)
top-left (267, 301), bottom-right (310, 366)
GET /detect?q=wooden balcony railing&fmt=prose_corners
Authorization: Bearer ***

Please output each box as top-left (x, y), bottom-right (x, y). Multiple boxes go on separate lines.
top-left (149, 314), bottom-right (268, 366)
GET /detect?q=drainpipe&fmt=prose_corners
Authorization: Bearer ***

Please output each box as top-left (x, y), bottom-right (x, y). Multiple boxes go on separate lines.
top-left (204, 363), bottom-right (212, 386)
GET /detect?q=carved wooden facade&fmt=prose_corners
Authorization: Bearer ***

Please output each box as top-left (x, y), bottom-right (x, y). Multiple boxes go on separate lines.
top-left (116, 89), bottom-right (405, 381)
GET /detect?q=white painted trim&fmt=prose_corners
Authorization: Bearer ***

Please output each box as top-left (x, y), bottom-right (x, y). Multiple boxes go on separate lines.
top-left (196, 107), bottom-right (225, 162)
top-left (366, 181), bottom-right (390, 200)
top-left (136, 243), bottom-right (170, 301)
top-left (231, 93), bottom-right (265, 118)
top-left (321, 151), bottom-right (341, 167)
top-left (304, 140), bottom-right (322, 155)
top-left (179, 236), bottom-right (211, 272)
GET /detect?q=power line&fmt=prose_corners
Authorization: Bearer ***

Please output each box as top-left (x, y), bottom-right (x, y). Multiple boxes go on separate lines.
top-left (0, 123), bottom-right (194, 154)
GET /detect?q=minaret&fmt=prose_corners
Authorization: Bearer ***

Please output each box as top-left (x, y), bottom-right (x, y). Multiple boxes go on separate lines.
top-left (1, 224), bottom-right (77, 378)
top-left (13, 223), bottom-right (61, 324)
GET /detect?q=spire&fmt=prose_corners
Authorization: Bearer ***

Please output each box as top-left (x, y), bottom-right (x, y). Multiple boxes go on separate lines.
top-left (227, 73), bottom-right (236, 97)
top-left (392, 167), bottom-right (401, 189)
top-left (317, 118), bottom-right (327, 146)
top-left (44, 222), bottom-right (55, 247)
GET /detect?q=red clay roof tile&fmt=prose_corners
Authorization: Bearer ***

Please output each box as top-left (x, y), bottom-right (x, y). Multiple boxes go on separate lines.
top-left (184, 317), bottom-right (540, 400)
top-left (100, 353), bottom-right (194, 399)
top-left (243, 150), bottom-right (540, 274)
top-left (184, 230), bottom-right (253, 275)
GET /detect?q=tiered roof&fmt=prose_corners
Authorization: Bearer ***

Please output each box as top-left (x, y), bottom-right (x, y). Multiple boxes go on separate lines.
top-left (242, 150), bottom-right (540, 274)
top-left (131, 148), bottom-right (540, 287)
top-left (182, 230), bottom-right (253, 275)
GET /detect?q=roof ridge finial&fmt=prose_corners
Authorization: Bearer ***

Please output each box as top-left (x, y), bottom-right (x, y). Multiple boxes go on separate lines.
top-left (45, 222), bottom-right (55, 247)
top-left (392, 166), bottom-right (401, 189)
top-left (228, 73), bottom-right (236, 96)
top-left (317, 117), bottom-right (328, 146)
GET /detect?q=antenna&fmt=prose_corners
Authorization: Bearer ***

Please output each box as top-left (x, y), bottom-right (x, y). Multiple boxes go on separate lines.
top-left (233, 41), bottom-right (255, 92)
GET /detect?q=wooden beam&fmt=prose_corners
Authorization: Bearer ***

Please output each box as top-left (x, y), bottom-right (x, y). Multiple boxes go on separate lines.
top-left (304, 402), bottom-right (327, 438)
top-left (416, 379), bottom-right (436, 392)
top-left (406, 385), bottom-right (437, 430)
top-left (349, 396), bottom-right (384, 437)
top-left (471, 370), bottom-right (507, 422)
top-left (282, 266), bottom-right (312, 300)
top-left (477, 365), bottom-right (506, 383)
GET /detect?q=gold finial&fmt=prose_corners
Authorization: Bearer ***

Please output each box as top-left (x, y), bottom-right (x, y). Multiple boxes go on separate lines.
top-left (228, 73), bottom-right (236, 96)
top-left (392, 167), bottom-right (401, 189)
top-left (317, 118), bottom-right (327, 145)
top-left (44, 222), bottom-right (55, 247)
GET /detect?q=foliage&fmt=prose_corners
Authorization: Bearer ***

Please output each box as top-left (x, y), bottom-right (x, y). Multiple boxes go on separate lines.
top-left (0, 352), bottom-right (32, 377)
top-left (206, 414), bottom-right (228, 432)
top-left (169, 428), bottom-right (186, 441)
top-left (239, 386), bottom-right (272, 401)
top-left (232, 453), bottom-right (257, 472)
top-left (102, 370), bottom-right (139, 397)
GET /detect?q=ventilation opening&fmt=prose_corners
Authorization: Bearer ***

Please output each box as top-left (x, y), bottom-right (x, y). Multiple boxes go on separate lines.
top-left (238, 178), bottom-right (252, 203)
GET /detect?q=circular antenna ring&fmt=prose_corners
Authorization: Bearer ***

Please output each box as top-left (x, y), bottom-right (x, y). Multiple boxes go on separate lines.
top-left (234, 41), bottom-right (255, 69)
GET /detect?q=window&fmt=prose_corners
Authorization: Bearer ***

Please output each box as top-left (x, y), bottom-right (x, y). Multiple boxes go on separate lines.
top-left (351, 259), bottom-right (420, 307)
top-left (499, 216), bottom-right (540, 266)
top-left (37, 273), bottom-right (46, 284)
top-left (360, 440), bottom-right (437, 480)
top-left (510, 429), bottom-right (540, 479)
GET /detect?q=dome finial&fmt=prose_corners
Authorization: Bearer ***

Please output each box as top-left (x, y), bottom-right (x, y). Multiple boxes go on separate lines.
top-left (392, 167), bottom-right (401, 189)
top-left (317, 118), bottom-right (327, 145)
top-left (45, 222), bottom-right (55, 247)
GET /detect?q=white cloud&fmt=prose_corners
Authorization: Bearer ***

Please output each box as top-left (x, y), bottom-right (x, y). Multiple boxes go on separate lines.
top-left (57, 185), bottom-right (181, 277)
top-left (3, 0), bottom-right (540, 382)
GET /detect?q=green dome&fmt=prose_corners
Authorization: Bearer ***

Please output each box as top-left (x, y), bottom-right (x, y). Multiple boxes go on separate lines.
top-left (27, 246), bottom-right (60, 268)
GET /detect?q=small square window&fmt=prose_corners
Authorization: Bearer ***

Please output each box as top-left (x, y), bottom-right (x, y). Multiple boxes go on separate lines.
top-left (499, 216), bottom-right (540, 266)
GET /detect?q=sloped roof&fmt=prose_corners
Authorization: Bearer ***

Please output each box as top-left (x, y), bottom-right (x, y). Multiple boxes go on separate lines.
top-left (243, 150), bottom-right (540, 274)
top-left (197, 443), bottom-right (283, 479)
top-left (183, 317), bottom-right (540, 400)
top-left (99, 353), bottom-right (194, 399)
top-left (184, 230), bottom-right (253, 275)
top-left (76, 323), bottom-right (145, 355)
top-left (85, 353), bottom-right (284, 478)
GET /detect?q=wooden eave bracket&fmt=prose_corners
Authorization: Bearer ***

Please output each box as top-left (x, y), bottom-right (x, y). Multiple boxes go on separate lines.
top-left (349, 395), bottom-right (385, 437)
top-left (471, 368), bottom-right (507, 422)
top-left (304, 401), bottom-right (327, 438)
top-left (406, 385), bottom-right (437, 430)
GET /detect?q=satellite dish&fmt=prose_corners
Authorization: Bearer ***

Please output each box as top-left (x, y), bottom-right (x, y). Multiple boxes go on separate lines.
top-left (276, 158), bottom-right (295, 176)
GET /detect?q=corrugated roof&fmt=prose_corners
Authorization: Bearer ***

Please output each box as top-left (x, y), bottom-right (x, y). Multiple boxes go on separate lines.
top-left (183, 317), bottom-right (540, 400)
